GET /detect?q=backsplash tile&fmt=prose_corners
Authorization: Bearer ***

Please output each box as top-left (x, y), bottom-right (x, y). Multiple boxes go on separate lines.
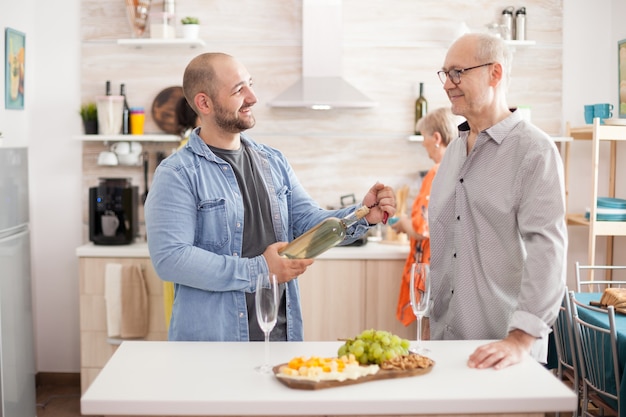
top-left (80, 0), bottom-right (563, 236)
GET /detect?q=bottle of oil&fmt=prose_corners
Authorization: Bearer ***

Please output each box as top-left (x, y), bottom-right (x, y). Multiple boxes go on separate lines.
top-left (278, 206), bottom-right (370, 259)
top-left (414, 82), bottom-right (427, 135)
top-left (120, 83), bottom-right (131, 135)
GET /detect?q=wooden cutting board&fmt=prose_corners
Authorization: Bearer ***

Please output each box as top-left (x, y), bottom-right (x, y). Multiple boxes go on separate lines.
top-left (151, 86), bottom-right (184, 134)
top-left (272, 361), bottom-right (435, 390)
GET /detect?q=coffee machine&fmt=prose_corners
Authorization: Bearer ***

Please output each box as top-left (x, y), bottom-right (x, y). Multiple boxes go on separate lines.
top-left (89, 178), bottom-right (138, 245)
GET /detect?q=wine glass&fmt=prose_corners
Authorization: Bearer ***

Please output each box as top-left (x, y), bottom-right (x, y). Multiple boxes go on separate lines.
top-left (255, 272), bottom-right (279, 374)
top-left (409, 262), bottom-right (431, 355)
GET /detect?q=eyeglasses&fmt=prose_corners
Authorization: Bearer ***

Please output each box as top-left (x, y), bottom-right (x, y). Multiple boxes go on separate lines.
top-left (437, 63), bottom-right (493, 85)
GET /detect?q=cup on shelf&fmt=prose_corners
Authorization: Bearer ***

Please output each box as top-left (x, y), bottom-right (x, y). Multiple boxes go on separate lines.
top-left (111, 141), bottom-right (131, 155)
top-left (97, 151), bottom-right (118, 166)
top-left (584, 104), bottom-right (595, 124)
top-left (111, 141), bottom-right (143, 165)
top-left (130, 141), bottom-right (142, 154)
top-left (129, 108), bottom-right (145, 135)
top-left (117, 152), bottom-right (142, 166)
top-left (593, 103), bottom-right (614, 121)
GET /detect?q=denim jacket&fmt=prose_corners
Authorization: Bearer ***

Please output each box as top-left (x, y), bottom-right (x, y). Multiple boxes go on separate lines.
top-left (145, 129), bottom-right (371, 341)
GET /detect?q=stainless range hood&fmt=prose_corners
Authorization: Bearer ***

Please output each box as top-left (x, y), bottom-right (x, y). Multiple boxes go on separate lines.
top-left (267, 0), bottom-right (378, 110)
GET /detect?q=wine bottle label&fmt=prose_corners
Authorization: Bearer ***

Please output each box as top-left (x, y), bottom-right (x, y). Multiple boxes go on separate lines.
top-left (279, 206), bottom-right (370, 259)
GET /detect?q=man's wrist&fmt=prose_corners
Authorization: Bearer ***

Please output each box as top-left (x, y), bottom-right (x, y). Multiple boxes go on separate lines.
top-left (507, 329), bottom-right (537, 350)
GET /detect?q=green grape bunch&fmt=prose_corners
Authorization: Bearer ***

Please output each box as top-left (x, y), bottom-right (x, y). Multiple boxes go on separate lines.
top-left (338, 329), bottom-right (411, 365)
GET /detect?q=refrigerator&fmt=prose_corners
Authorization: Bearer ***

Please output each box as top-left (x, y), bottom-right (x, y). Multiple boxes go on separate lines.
top-left (0, 147), bottom-right (36, 417)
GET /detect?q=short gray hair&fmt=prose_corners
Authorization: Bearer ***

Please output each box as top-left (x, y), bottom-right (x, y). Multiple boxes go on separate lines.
top-left (472, 33), bottom-right (513, 88)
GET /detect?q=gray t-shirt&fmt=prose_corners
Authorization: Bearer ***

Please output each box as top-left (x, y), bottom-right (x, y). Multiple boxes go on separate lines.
top-left (209, 143), bottom-right (287, 341)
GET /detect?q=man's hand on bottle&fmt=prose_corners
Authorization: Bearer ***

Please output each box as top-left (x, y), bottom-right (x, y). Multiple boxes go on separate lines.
top-left (363, 182), bottom-right (396, 224)
top-left (263, 242), bottom-right (314, 283)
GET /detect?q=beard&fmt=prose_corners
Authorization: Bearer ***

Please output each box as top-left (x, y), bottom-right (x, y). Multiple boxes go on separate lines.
top-left (213, 102), bottom-right (256, 133)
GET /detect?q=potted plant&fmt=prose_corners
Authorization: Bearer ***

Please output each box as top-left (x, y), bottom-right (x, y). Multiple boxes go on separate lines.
top-left (181, 16), bottom-right (200, 40)
top-left (80, 102), bottom-right (98, 134)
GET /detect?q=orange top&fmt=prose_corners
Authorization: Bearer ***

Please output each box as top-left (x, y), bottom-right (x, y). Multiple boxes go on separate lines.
top-left (396, 164), bottom-right (438, 326)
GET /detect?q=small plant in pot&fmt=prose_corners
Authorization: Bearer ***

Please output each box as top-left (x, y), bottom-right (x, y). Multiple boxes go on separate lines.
top-left (181, 16), bottom-right (200, 39)
top-left (80, 102), bottom-right (98, 134)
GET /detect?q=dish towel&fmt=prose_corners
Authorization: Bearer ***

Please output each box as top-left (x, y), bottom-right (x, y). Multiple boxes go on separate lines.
top-left (105, 263), bottom-right (149, 339)
top-left (104, 263), bottom-right (123, 338)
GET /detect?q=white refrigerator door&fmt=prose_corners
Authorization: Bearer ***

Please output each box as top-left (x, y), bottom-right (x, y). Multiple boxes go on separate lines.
top-left (0, 227), bottom-right (36, 417)
top-left (0, 148), bottom-right (29, 232)
top-left (0, 147), bottom-right (35, 417)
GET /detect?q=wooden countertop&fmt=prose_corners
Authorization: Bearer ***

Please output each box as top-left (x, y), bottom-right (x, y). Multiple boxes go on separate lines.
top-left (80, 340), bottom-right (576, 416)
top-left (76, 240), bottom-right (410, 260)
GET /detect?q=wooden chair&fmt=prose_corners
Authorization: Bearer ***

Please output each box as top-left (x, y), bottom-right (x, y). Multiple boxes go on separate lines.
top-left (575, 261), bottom-right (626, 293)
top-left (569, 290), bottom-right (621, 417)
top-left (553, 287), bottom-right (580, 417)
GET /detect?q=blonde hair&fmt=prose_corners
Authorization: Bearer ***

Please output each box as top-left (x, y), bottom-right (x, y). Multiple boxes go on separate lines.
top-left (415, 107), bottom-right (458, 146)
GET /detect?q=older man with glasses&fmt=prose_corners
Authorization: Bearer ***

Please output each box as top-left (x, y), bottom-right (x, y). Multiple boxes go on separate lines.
top-left (428, 33), bottom-right (567, 370)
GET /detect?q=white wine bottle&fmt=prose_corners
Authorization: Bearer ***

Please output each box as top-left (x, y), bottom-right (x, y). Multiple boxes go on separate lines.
top-left (414, 82), bottom-right (427, 135)
top-left (279, 206), bottom-right (370, 259)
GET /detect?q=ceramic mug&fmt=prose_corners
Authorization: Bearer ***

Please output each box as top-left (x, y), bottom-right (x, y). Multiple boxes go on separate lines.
top-left (584, 104), bottom-right (595, 124)
top-left (594, 103), bottom-right (614, 120)
top-left (101, 211), bottom-right (119, 237)
top-left (117, 152), bottom-right (141, 166)
top-left (97, 151), bottom-right (118, 166)
top-left (129, 141), bottom-right (142, 154)
top-left (111, 141), bottom-right (131, 155)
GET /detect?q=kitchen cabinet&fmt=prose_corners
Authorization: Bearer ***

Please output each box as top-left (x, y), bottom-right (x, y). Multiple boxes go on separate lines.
top-left (563, 120), bottom-right (626, 271)
top-left (77, 242), bottom-right (409, 393)
top-left (298, 260), bottom-right (366, 341)
top-left (78, 256), bottom-right (168, 394)
top-left (298, 258), bottom-right (412, 341)
top-left (364, 259), bottom-right (413, 338)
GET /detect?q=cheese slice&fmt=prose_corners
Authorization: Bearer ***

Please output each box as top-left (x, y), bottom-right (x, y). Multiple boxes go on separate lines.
top-left (277, 354), bottom-right (379, 382)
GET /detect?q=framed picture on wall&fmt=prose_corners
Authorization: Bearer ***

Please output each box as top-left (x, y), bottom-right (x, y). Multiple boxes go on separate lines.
top-left (4, 28), bottom-right (25, 110)
top-left (619, 38), bottom-right (626, 118)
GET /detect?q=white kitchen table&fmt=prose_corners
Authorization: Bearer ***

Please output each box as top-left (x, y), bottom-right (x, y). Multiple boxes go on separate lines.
top-left (80, 340), bottom-right (576, 417)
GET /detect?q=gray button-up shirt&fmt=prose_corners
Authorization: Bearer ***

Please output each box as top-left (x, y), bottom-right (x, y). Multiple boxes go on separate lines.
top-left (428, 110), bottom-right (567, 362)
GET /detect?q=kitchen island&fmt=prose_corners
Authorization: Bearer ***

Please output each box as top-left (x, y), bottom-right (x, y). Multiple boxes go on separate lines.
top-left (81, 340), bottom-right (577, 417)
top-left (77, 241), bottom-right (411, 393)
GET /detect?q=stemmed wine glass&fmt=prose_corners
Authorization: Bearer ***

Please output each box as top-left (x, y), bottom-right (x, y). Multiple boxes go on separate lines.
top-left (255, 272), bottom-right (279, 374)
top-left (409, 262), bottom-right (431, 355)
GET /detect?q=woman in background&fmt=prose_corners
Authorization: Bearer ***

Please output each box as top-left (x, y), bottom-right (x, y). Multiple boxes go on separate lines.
top-left (393, 107), bottom-right (457, 328)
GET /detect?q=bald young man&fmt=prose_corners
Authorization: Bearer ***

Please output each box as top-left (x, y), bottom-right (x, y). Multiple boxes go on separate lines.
top-left (145, 53), bottom-right (396, 342)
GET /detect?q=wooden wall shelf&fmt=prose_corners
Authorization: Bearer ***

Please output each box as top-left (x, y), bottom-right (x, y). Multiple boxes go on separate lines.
top-left (76, 134), bottom-right (180, 142)
top-left (563, 119), bottom-right (626, 272)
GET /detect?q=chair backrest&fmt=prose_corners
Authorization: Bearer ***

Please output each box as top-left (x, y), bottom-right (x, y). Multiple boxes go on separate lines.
top-left (575, 261), bottom-right (626, 292)
top-left (553, 287), bottom-right (579, 391)
top-left (569, 290), bottom-right (620, 416)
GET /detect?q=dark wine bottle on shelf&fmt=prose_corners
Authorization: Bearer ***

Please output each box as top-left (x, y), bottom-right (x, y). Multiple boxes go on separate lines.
top-left (105, 80), bottom-right (111, 96)
top-left (121, 83), bottom-right (131, 135)
top-left (414, 82), bottom-right (427, 135)
top-left (278, 206), bottom-right (370, 259)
